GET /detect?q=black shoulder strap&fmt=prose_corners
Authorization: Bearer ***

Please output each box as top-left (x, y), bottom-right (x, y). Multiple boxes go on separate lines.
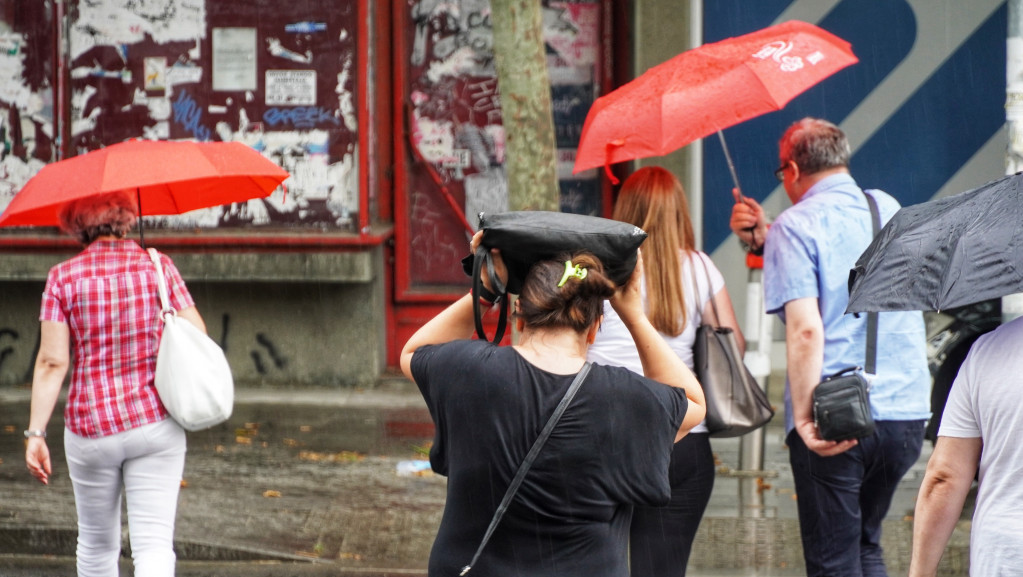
top-left (460, 362), bottom-right (593, 576)
top-left (863, 191), bottom-right (881, 374)
top-left (472, 246), bottom-right (508, 343)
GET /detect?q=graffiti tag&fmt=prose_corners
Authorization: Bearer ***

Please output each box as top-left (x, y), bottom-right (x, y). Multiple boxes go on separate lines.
top-left (172, 90), bottom-right (211, 141)
top-left (263, 107), bottom-right (341, 129)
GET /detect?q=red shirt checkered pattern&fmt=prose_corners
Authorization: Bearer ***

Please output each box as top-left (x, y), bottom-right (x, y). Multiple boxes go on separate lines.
top-left (41, 239), bottom-right (195, 438)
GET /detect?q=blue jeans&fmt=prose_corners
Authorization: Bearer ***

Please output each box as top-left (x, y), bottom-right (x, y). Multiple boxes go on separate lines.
top-left (787, 420), bottom-right (925, 577)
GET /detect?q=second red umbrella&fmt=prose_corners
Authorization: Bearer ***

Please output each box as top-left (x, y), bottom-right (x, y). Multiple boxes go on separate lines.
top-left (573, 20), bottom-right (857, 189)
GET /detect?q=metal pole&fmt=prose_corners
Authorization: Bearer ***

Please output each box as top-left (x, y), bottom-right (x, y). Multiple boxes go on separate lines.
top-left (1005, 0), bottom-right (1023, 322)
top-left (738, 265), bottom-right (771, 517)
top-left (688, 0), bottom-right (703, 249)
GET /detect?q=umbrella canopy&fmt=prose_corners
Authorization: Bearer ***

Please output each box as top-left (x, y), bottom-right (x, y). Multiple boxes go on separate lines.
top-left (847, 173), bottom-right (1023, 313)
top-left (572, 20), bottom-right (857, 178)
top-left (0, 139), bottom-right (289, 227)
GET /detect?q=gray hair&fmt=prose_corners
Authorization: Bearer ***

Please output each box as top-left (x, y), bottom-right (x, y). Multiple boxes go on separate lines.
top-left (59, 191), bottom-right (138, 244)
top-left (779, 117), bottom-right (850, 176)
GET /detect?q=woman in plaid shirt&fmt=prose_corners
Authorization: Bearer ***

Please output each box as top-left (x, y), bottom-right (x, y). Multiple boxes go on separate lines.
top-left (24, 190), bottom-right (208, 577)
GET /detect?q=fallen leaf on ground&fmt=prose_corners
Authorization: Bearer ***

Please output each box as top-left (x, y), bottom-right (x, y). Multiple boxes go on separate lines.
top-left (297, 450), bottom-right (364, 463)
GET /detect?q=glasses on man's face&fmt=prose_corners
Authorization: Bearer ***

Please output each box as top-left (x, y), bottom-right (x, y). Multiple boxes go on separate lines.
top-left (774, 162), bottom-right (790, 183)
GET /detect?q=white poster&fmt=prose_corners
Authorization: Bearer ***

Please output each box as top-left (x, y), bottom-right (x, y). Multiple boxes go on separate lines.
top-left (213, 28), bottom-right (256, 91)
top-left (265, 70), bottom-right (316, 105)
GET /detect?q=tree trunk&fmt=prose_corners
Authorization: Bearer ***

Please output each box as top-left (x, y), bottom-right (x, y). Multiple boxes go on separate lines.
top-left (491, 0), bottom-right (560, 212)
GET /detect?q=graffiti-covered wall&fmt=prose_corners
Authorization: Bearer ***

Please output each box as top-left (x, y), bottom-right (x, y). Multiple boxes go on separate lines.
top-left (397, 0), bottom-right (606, 292)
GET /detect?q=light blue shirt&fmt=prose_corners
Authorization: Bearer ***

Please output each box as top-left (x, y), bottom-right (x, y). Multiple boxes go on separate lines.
top-left (764, 173), bottom-right (931, 432)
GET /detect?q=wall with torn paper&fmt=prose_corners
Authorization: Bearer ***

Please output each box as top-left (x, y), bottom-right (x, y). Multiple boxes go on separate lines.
top-left (63, 0), bottom-right (361, 231)
top-left (0, 1), bottom-right (57, 211)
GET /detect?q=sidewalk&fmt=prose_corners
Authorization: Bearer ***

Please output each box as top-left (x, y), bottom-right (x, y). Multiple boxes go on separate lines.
top-left (0, 381), bottom-right (971, 576)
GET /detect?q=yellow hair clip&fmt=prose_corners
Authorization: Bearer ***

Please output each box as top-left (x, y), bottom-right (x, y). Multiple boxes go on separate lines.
top-left (557, 260), bottom-right (588, 287)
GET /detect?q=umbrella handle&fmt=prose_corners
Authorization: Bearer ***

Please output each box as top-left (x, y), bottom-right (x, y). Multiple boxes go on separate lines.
top-left (717, 131), bottom-right (744, 202)
top-left (603, 140), bottom-right (624, 185)
top-left (135, 188), bottom-right (146, 249)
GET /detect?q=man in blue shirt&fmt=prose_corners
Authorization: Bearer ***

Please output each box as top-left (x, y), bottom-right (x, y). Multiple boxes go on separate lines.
top-left (731, 118), bottom-right (930, 577)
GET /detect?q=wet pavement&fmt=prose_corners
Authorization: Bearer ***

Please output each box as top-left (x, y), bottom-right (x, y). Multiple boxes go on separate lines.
top-left (0, 377), bottom-right (972, 576)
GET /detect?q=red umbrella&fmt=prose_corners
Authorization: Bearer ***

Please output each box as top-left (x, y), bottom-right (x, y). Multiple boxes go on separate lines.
top-left (573, 20), bottom-right (857, 189)
top-left (0, 139), bottom-right (289, 228)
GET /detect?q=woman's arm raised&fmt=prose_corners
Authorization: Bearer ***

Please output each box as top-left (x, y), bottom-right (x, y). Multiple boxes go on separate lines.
top-left (610, 257), bottom-right (705, 440)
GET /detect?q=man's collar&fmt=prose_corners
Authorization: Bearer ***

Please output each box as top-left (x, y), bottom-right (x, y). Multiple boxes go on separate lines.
top-left (800, 172), bottom-right (856, 202)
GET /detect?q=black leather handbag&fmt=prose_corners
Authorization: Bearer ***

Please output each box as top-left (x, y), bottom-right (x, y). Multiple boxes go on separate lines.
top-left (462, 211), bottom-right (647, 342)
top-left (690, 257), bottom-right (773, 438)
top-left (813, 366), bottom-right (875, 441)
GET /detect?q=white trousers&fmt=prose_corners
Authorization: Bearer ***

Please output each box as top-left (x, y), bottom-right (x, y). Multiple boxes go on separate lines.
top-left (64, 418), bottom-right (186, 577)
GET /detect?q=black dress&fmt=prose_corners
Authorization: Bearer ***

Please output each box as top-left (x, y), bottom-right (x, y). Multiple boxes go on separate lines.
top-left (411, 339), bottom-right (688, 577)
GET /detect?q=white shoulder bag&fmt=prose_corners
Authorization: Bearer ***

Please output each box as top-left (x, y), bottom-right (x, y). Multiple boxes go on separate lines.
top-left (148, 248), bottom-right (234, 431)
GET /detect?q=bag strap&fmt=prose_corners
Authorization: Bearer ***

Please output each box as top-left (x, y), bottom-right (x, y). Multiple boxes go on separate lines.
top-left (460, 362), bottom-right (593, 576)
top-left (146, 248), bottom-right (174, 318)
top-left (472, 246), bottom-right (508, 343)
top-left (687, 252), bottom-right (719, 328)
top-left (862, 192), bottom-right (881, 375)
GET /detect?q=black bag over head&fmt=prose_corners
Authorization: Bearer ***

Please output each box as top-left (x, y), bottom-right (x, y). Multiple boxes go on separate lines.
top-left (462, 211), bottom-right (647, 342)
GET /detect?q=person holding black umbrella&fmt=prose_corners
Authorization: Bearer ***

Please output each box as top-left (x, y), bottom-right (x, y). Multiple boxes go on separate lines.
top-left (24, 190), bottom-right (207, 577)
top-left (731, 118), bottom-right (930, 577)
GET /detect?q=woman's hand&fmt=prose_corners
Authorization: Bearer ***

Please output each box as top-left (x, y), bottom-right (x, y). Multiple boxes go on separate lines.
top-left (609, 252), bottom-right (644, 324)
top-left (25, 437), bottom-right (52, 485)
top-left (469, 231), bottom-right (508, 294)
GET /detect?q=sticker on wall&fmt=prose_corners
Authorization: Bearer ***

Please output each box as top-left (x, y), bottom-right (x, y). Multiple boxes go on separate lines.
top-left (267, 38), bottom-right (312, 64)
top-left (285, 22), bottom-right (327, 34)
top-left (144, 57), bottom-right (167, 92)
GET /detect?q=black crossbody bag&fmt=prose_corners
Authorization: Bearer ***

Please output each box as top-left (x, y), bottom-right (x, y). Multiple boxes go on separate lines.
top-left (812, 191), bottom-right (880, 441)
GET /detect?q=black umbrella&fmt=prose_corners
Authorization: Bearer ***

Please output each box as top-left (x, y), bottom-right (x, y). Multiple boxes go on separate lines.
top-left (847, 172), bottom-right (1023, 313)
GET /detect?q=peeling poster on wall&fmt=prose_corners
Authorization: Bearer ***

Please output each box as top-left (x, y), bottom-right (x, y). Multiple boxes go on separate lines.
top-left (212, 27), bottom-right (256, 91)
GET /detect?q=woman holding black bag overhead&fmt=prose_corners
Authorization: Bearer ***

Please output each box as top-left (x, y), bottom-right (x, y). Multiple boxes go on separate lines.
top-left (401, 228), bottom-right (706, 577)
top-left (24, 191), bottom-right (205, 577)
top-left (588, 166), bottom-right (746, 577)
